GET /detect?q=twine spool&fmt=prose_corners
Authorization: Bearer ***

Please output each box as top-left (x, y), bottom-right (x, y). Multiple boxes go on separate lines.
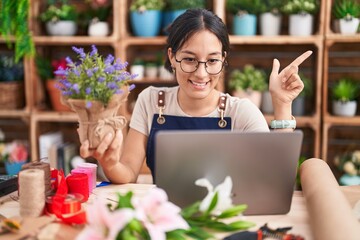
top-left (71, 168), bottom-right (93, 194)
top-left (66, 173), bottom-right (89, 202)
top-left (77, 162), bottom-right (97, 190)
top-left (22, 162), bottom-right (52, 196)
top-left (19, 169), bottom-right (45, 217)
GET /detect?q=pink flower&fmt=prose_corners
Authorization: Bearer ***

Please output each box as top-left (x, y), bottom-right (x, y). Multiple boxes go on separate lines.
top-left (132, 188), bottom-right (189, 240)
top-left (76, 196), bottom-right (134, 240)
top-left (9, 142), bottom-right (28, 163)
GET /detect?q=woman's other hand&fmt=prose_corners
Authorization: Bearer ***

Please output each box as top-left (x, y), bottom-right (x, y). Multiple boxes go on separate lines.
top-left (80, 130), bottom-right (123, 171)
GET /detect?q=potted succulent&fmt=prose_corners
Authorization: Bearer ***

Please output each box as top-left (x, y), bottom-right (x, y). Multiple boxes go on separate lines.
top-left (229, 65), bottom-right (268, 108)
top-left (332, 0), bottom-right (360, 34)
top-left (334, 151), bottom-right (360, 186)
top-left (258, 0), bottom-right (283, 36)
top-left (163, 0), bottom-right (206, 34)
top-left (331, 78), bottom-right (360, 117)
top-left (0, 0), bottom-right (34, 63)
top-left (129, 0), bottom-right (166, 37)
top-left (39, 0), bottom-right (78, 36)
top-left (226, 0), bottom-right (263, 36)
top-left (292, 73), bottom-right (313, 116)
top-left (0, 55), bottom-right (25, 110)
top-left (54, 45), bottom-right (136, 148)
top-left (282, 0), bottom-right (319, 36)
top-left (85, 2), bottom-right (112, 37)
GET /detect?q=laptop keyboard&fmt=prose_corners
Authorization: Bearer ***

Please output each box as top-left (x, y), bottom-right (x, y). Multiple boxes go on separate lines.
top-left (0, 175), bottom-right (18, 197)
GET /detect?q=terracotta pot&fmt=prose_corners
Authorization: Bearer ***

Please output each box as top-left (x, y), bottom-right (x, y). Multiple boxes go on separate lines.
top-left (46, 80), bottom-right (72, 112)
top-left (65, 90), bottom-right (129, 149)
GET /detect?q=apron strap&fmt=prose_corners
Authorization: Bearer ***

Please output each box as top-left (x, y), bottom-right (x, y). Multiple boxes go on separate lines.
top-left (157, 90), bottom-right (166, 124)
top-left (157, 91), bottom-right (228, 128)
top-left (218, 95), bottom-right (228, 128)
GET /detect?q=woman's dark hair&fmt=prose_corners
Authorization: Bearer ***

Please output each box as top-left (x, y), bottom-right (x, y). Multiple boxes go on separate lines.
top-left (164, 8), bottom-right (230, 72)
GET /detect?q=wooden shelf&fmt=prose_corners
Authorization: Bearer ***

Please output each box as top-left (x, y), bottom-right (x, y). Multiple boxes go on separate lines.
top-left (34, 36), bottom-right (117, 46)
top-left (31, 111), bottom-right (78, 122)
top-left (323, 115), bottom-right (360, 126)
top-left (0, 109), bottom-right (30, 118)
top-left (229, 35), bottom-right (323, 45)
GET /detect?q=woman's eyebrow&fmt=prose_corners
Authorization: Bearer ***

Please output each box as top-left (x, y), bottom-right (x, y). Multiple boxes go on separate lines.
top-left (179, 50), bottom-right (222, 56)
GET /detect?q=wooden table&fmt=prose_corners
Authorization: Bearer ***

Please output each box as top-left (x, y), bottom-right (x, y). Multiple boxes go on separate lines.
top-left (0, 184), bottom-right (359, 240)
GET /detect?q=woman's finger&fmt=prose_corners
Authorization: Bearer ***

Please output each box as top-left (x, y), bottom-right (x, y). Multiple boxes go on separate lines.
top-left (289, 50), bottom-right (313, 67)
top-left (80, 140), bottom-right (93, 158)
top-left (94, 132), bottom-right (114, 159)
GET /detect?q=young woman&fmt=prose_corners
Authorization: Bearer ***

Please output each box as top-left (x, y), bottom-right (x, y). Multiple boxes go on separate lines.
top-left (80, 9), bottom-right (312, 184)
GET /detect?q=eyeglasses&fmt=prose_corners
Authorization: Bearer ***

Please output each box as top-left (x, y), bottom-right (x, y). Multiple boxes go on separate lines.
top-left (175, 56), bottom-right (226, 75)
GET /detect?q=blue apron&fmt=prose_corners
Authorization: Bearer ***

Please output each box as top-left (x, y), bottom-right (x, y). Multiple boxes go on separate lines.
top-left (146, 91), bottom-right (231, 180)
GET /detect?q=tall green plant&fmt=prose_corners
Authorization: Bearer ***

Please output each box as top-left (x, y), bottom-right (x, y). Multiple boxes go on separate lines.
top-left (226, 0), bottom-right (263, 15)
top-left (332, 78), bottom-right (360, 102)
top-left (0, 0), bottom-right (35, 62)
top-left (229, 65), bottom-right (268, 92)
top-left (332, 0), bottom-right (360, 20)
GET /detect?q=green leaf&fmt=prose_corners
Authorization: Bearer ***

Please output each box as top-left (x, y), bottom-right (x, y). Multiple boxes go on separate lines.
top-left (217, 204), bottom-right (248, 219)
top-left (206, 192), bottom-right (218, 214)
top-left (181, 201), bottom-right (201, 218)
top-left (116, 191), bottom-right (134, 209)
top-left (228, 220), bottom-right (256, 230)
top-left (186, 226), bottom-right (215, 240)
top-left (166, 229), bottom-right (187, 240)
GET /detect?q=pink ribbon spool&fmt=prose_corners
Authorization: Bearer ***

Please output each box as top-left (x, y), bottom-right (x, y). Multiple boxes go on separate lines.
top-left (77, 162), bottom-right (97, 190)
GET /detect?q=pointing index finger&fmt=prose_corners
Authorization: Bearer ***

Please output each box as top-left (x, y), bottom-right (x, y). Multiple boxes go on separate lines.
top-left (290, 50), bottom-right (313, 67)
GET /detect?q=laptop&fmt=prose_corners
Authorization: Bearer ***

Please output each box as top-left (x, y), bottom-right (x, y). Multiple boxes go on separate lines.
top-left (155, 130), bottom-right (303, 215)
top-left (0, 175), bottom-right (18, 197)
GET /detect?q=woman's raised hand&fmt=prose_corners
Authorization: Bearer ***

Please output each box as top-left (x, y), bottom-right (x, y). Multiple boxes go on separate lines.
top-left (269, 50), bottom-right (313, 107)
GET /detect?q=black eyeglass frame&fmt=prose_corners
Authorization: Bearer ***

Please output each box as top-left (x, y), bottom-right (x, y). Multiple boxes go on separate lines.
top-left (174, 55), bottom-right (227, 75)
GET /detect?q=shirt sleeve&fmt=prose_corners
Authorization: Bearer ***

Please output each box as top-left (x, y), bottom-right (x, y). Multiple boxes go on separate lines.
top-left (129, 87), bottom-right (152, 136)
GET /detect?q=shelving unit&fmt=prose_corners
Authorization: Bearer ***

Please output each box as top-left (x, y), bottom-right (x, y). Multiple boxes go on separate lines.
top-left (322, 0), bottom-right (360, 166)
top-left (1, 0), bottom-right (350, 175)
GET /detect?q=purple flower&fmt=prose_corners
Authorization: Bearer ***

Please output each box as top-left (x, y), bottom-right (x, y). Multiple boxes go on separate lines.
top-left (105, 54), bottom-right (114, 65)
top-left (115, 89), bottom-right (124, 94)
top-left (98, 76), bottom-right (105, 83)
top-left (72, 46), bottom-right (86, 59)
top-left (104, 65), bottom-right (115, 74)
top-left (107, 82), bottom-right (117, 90)
top-left (90, 45), bottom-right (98, 56)
top-left (85, 87), bottom-right (91, 95)
top-left (86, 101), bottom-right (92, 108)
top-left (86, 69), bottom-right (93, 77)
top-left (72, 83), bottom-right (80, 94)
top-left (114, 59), bottom-right (128, 71)
top-left (129, 84), bottom-right (136, 91)
top-left (73, 69), bottom-right (80, 77)
top-left (65, 57), bottom-right (73, 65)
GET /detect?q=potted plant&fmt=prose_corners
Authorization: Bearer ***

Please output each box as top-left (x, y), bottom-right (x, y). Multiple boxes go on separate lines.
top-left (130, 58), bottom-right (145, 80)
top-left (292, 73), bottom-right (313, 116)
top-left (54, 45), bottom-right (136, 148)
top-left (129, 0), bottom-right (165, 37)
top-left (0, 55), bottom-right (25, 110)
top-left (163, 0), bottom-right (206, 34)
top-left (85, 2), bottom-right (112, 37)
top-left (0, 0), bottom-right (34, 63)
top-left (0, 140), bottom-right (29, 175)
top-left (331, 78), bottom-right (360, 117)
top-left (226, 0), bottom-right (263, 36)
top-left (282, 0), bottom-right (319, 36)
top-left (145, 61), bottom-right (158, 79)
top-left (258, 0), bottom-right (283, 36)
top-left (39, 0), bottom-right (78, 36)
top-left (332, 0), bottom-right (360, 35)
top-left (334, 151), bottom-right (360, 185)
top-left (35, 56), bottom-right (72, 111)
top-left (229, 65), bottom-right (268, 108)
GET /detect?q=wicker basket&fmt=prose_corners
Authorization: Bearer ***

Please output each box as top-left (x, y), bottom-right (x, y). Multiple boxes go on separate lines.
top-left (0, 82), bottom-right (25, 109)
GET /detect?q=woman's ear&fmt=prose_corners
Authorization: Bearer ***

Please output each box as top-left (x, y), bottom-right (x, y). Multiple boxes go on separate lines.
top-left (223, 51), bottom-right (227, 59)
top-left (168, 48), bottom-right (175, 65)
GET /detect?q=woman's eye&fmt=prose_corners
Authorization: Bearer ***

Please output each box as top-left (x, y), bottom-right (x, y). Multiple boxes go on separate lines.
top-left (208, 59), bottom-right (220, 64)
top-left (183, 58), bottom-right (196, 63)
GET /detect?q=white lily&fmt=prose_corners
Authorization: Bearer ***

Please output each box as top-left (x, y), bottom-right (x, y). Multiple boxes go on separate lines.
top-left (195, 176), bottom-right (233, 215)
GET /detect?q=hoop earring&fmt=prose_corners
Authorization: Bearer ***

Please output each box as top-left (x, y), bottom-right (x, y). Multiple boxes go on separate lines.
top-left (171, 66), bottom-right (175, 72)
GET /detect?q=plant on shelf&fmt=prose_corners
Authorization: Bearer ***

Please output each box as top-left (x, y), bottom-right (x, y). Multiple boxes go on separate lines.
top-left (334, 150), bottom-right (360, 186)
top-left (229, 65), bottom-right (268, 108)
top-left (226, 0), bottom-right (263, 36)
top-left (332, 0), bottom-right (360, 34)
top-left (258, 0), bottom-right (284, 36)
top-left (39, 0), bottom-right (78, 36)
top-left (83, 0), bottom-right (112, 36)
top-left (0, 55), bottom-right (25, 110)
top-left (281, 0), bottom-right (319, 36)
top-left (0, 140), bottom-right (29, 175)
top-left (331, 78), bottom-right (360, 117)
top-left (54, 45), bottom-right (136, 148)
top-left (0, 0), bottom-right (35, 62)
top-left (129, 0), bottom-right (166, 37)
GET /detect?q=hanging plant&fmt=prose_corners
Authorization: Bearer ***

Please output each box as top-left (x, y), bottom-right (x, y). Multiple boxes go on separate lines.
top-left (0, 0), bottom-right (35, 63)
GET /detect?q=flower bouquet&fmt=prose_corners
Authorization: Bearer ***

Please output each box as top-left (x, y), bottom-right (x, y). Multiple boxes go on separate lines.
top-left (77, 176), bottom-right (255, 240)
top-left (55, 45), bottom-right (136, 148)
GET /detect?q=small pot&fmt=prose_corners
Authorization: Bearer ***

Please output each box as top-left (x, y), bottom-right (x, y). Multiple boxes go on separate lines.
top-left (88, 21), bottom-right (110, 37)
top-left (46, 21), bottom-right (77, 36)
